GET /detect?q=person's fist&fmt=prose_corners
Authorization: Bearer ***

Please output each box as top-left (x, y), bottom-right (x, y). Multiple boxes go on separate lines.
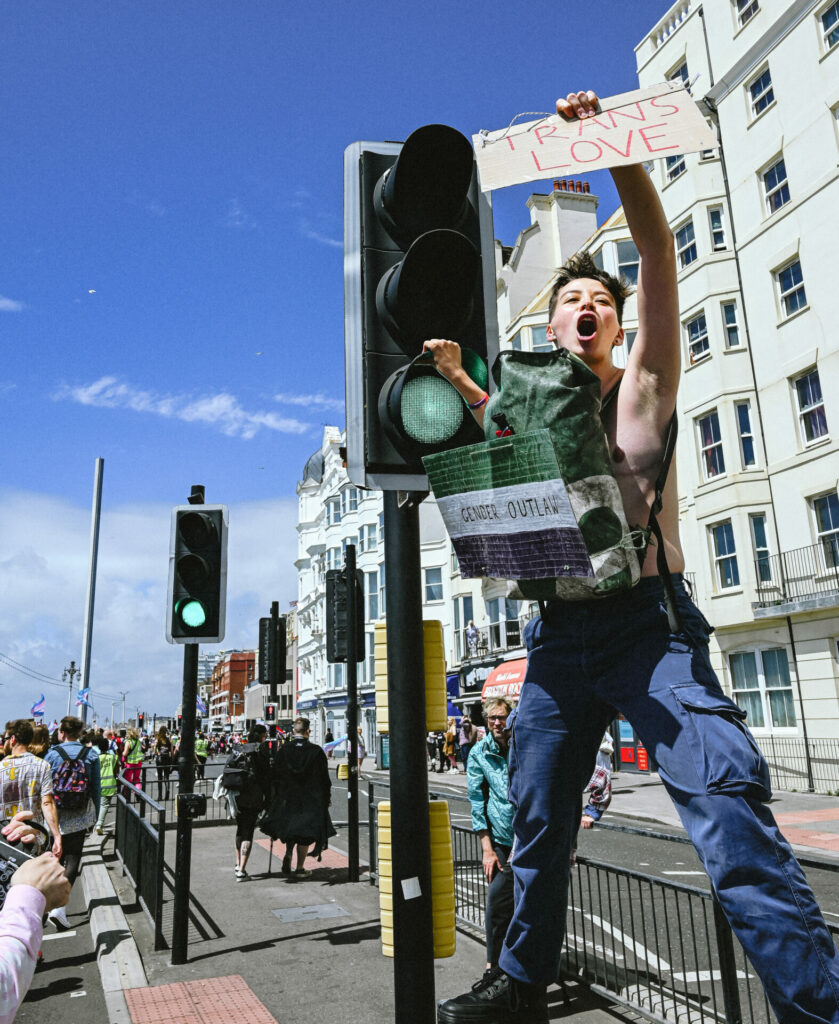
top-left (556, 90), bottom-right (599, 121)
top-left (1, 811), bottom-right (42, 846)
top-left (11, 854), bottom-right (71, 911)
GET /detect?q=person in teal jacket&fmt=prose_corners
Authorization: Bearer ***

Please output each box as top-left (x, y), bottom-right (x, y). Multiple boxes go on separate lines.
top-left (466, 697), bottom-right (516, 972)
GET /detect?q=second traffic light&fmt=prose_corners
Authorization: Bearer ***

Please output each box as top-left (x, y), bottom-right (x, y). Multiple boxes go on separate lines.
top-left (166, 505), bottom-right (228, 644)
top-left (344, 124), bottom-right (498, 490)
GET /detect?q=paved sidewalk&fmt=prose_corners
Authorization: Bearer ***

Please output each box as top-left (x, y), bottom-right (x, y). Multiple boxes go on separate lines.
top-left (96, 824), bottom-right (635, 1024)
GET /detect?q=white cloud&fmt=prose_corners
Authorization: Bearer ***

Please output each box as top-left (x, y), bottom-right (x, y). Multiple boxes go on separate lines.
top-left (54, 376), bottom-right (311, 439)
top-left (274, 391), bottom-right (344, 412)
top-left (0, 490), bottom-right (299, 725)
top-left (226, 197), bottom-right (258, 230)
top-left (299, 219), bottom-right (342, 249)
top-left (0, 296), bottom-right (25, 312)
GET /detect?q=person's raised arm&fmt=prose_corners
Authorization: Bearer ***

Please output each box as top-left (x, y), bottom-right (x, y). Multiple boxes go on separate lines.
top-left (422, 339), bottom-right (489, 428)
top-left (557, 90), bottom-right (680, 430)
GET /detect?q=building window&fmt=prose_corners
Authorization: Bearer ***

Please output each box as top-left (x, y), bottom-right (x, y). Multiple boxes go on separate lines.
top-left (736, 402), bottom-right (756, 467)
top-left (722, 301), bottom-right (741, 348)
top-left (762, 157), bottom-right (790, 214)
top-left (668, 60), bottom-right (689, 86)
top-left (708, 207), bottom-right (727, 250)
top-left (617, 240), bottom-right (639, 284)
top-left (822, 0), bottom-right (839, 51)
top-left (750, 513), bottom-right (772, 582)
top-left (341, 487), bottom-right (359, 516)
top-left (328, 663), bottom-right (344, 691)
top-left (735, 0), bottom-right (760, 26)
top-left (686, 312), bottom-right (709, 363)
top-left (794, 368), bottom-right (827, 443)
top-left (814, 492), bottom-right (839, 569)
top-left (748, 67), bottom-right (774, 118)
top-left (698, 411), bottom-right (725, 478)
top-left (326, 546), bottom-right (341, 570)
top-left (776, 259), bottom-right (807, 319)
top-left (366, 571), bottom-right (379, 621)
top-left (378, 562), bottom-right (386, 618)
top-left (378, 511), bottom-right (385, 544)
top-left (676, 220), bottom-right (697, 268)
top-left (711, 520), bottom-right (739, 588)
top-left (510, 330), bottom-right (523, 350)
top-left (366, 523), bottom-right (378, 552)
top-left (531, 325), bottom-right (553, 352)
top-left (730, 649), bottom-right (794, 730)
top-left (342, 536), bottom-right (358, 559)
top-left (367, 631), bottom-right (376, 683)
top-left (666, 154), bottom-right (686, 181)
top-left (451, 549), bottom-right (460, 574)
top-left (424, 566), bottom-right (443, 603)
top-left (625, 330), bottom-right (637, 353)
top-left (591, 248), bottom-right (605, 270)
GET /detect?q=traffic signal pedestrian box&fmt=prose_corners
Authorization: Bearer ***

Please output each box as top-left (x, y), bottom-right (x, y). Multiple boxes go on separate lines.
top-left (374, 620), bottom-right (446, 733)
top-left (377, 800), bottom-right (455, 958)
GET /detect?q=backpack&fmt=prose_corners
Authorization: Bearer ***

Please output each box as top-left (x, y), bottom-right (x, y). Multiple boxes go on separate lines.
top-left (53, 746), bottom-right (91, 810)
top-left (423, 349), bottom-right (680, 624)
top-left (221, 743), bottom-right (259, 792)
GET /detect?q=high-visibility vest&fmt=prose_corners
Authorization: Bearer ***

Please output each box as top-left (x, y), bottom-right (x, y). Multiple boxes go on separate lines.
top-left (99, 752), bottom-right (118, 797)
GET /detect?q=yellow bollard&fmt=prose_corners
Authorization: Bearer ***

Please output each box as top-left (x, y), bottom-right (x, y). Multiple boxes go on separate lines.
top-left (374, 621), bottom-right (447, 735)
top-left (336, 762), bottom-right (349, 781)
top-left (377, 799), bottom-right (455, 958)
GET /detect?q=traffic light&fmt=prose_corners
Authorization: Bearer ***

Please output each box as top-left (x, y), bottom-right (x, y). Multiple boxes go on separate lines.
top-left (344, 124), bottom-right (499, 490)
top-left (166, 505), bottom-right (228, 644)
top-left (326, 569), bottom-right (364, 663)
top-left (177, 713), bottom-right (183, 730)
top-left (138, 713), bottom-right (144, 731)
top-left (264, 703), bottom-right (277, 723)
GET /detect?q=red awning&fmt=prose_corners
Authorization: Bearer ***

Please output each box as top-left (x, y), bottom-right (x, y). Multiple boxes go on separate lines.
top-left (481, 659), bottom-right (528, 701)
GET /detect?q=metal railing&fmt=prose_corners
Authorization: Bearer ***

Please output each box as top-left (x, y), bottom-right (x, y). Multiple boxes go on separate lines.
top-left (754, 541), bottom-right (839, 609)
top-left (114, 773), bottom-right (167, 950)
top-left (755, 735), bottom-right (839, 794)
top-left (456, 619), bottom-right (524, 662)
top-left (135, 761), bottom-right (232, 827)
top-left (366, 781), bottom-right (839, 1023)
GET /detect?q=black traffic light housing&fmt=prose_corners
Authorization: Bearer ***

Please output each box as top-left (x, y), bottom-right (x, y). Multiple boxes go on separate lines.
top-left (264, 703), bottom-right (277, 723)
top-left (166, 505), bottom-right (228, 644)
top-left (177, 713), bottom-right (183, 730)
top-left (344, 125), bottom-right (499, 490)
top-left (138, 713), bottom-right (144, 731)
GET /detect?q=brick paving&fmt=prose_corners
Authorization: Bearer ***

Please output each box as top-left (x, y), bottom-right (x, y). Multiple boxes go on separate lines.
top-left (125, 975), bottom-right (277, 1024)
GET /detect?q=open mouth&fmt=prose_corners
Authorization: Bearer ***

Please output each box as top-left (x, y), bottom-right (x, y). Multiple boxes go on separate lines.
top-left (577, 313), bottom-right (598, 339)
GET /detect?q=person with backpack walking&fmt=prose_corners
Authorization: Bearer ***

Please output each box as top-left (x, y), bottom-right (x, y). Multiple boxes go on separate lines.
top-left (94, 736), bottom-right (118, 835)
top-left (43, 716), bottom-right (100, 929)
top-left (153, 726), bottom-right (174, 802)
top-left (221, 724), bottom-right (273, 882)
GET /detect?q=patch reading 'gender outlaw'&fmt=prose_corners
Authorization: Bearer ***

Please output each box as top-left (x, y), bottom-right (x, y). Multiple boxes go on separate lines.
top-left (436, 479), bottom-right (593, 580)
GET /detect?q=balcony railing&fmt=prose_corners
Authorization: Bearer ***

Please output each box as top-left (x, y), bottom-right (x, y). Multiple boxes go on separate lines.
top-left (455, 619), bottom-right (525, 663)
top-left (754, 540), bottom-right (839, 610)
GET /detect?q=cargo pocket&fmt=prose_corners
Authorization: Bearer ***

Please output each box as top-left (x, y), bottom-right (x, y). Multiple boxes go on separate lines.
top-left (671, 683), bottom-right (771, 800)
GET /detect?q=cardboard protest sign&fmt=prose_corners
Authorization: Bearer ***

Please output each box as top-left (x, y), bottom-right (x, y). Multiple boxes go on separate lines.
top-left (473, 82), bottom-right (717, 193)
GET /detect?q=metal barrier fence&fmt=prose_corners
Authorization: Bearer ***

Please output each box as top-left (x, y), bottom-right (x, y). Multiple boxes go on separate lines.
top-left (134, 761), bottom-right (231, 827)
top-left (114, 774), bottom-right (167, 950)
top-left (755, 735), bottom-right (839, 794)
top-left (367, 781), bottom-right (839, 1024)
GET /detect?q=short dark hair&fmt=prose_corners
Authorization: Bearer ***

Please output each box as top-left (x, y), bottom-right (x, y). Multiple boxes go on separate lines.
top-left (292, 717), bottom-right (310, 735)
top-left (248, 724), bottom-right (267, 743)
top-left (548, 251), bottom-right (631, 325)
top-left (6, 719), bottom-right (33, 746)
top-left (60, 716), bottom-right (84, 740)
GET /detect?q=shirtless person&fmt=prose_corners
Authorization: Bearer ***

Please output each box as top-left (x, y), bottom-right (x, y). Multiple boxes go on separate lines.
top-left (430, 90), bottom-right (839, 1024)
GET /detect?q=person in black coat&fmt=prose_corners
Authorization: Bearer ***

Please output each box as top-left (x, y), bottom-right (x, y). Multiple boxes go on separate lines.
top-left (261, 717), bottom-right (335, 879)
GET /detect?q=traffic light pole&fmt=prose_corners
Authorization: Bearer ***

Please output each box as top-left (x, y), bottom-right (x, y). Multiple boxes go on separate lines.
top-left (172, 641), bottom-right (198, 965)
top-left (345, 544), bottom-right (359, 883)
top-left (383, 492), bottom-right (435, 1022)
top-left (269, 601), bottom-right (280, 745)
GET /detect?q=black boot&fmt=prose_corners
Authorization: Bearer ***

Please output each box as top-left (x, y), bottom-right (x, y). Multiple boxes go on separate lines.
top-left (437, 966), bottom-right (548, 1023)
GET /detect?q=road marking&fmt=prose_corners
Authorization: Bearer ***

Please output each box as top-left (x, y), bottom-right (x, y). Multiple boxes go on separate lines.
top-left (672, 970), bottom-right (751, 982)
top-left (662, 870), bottom-right (705, 876)
top-left (570, 905), bottom-right (670, 972)
top-left (69, 991), bottom-right (87, 998)
top-left (824, 911), bottom-right (839, 919)
top-left (41, 930), bottom-right (78, 940)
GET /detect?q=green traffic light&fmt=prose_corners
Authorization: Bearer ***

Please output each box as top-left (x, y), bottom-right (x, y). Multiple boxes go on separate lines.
top-left (177, 599), bottom-right (207, 629)
top-left (401, 374), bottom-right (464, 444)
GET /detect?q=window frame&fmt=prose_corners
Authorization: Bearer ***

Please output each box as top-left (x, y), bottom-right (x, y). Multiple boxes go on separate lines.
top-left (616, 240), bottom-right (639, 284)
top-left (735, 0), bottom-right (760, 28)
top-left (735, 401), bottom-right (756, 468)
top-left (424, 566), bottom-right (444, 604)
top-left (708, 206), bottom-right (727, 250)
top-left (729, 647), bottom-right (796, 732)
top-left (762, 156), bottom-right (790, 216)
top-left (721, 300), bottom-right (741, 348)
top-left (793, 367), bottom-right (827, 445)
top-left (710, 519), bottom-right (740, 590)
top-left (666, 153), bottom-right (687, 182)
top-left (820, 0), bottom-right (839, 53)
top-left (813, 491), bottom-right (839, 570)
top-left (776, 259), bottom-right (808, 320)
top-left (747, 66), bottom-right (775, 119)
top-left (749, 513), bottom-right (772, 583)
top-left (697, 410), bottom-right (725, 479)
top-left (686, 311), bottom-right (710, 364)
top-left (675, 219), bottom-right (698, 269)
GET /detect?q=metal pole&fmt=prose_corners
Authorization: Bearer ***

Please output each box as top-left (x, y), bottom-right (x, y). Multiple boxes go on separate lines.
top-left (383, 492), bottom-right (435, 1022)
top-left (345, 543), bottom-right (360, 883)
top-left (79, 457), bottom-right (104, 725)
top-left (712, 896), bottom-right (744, 1024)
top-left (171, 642), bottom-right (198, 965)
top-left (122, 692), bottom-right (127, 729)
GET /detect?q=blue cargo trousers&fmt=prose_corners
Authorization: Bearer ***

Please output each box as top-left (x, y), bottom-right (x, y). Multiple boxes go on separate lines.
top-left (498, 575), bottom-right (839, 1024)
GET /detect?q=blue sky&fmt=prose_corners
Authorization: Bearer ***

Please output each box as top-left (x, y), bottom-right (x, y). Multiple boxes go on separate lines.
top-left (0, 0), bottom-right (673, 725)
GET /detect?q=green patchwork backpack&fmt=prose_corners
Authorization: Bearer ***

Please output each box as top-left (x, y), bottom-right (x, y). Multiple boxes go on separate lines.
top-left (423, 347), bottom-right (678, 614)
